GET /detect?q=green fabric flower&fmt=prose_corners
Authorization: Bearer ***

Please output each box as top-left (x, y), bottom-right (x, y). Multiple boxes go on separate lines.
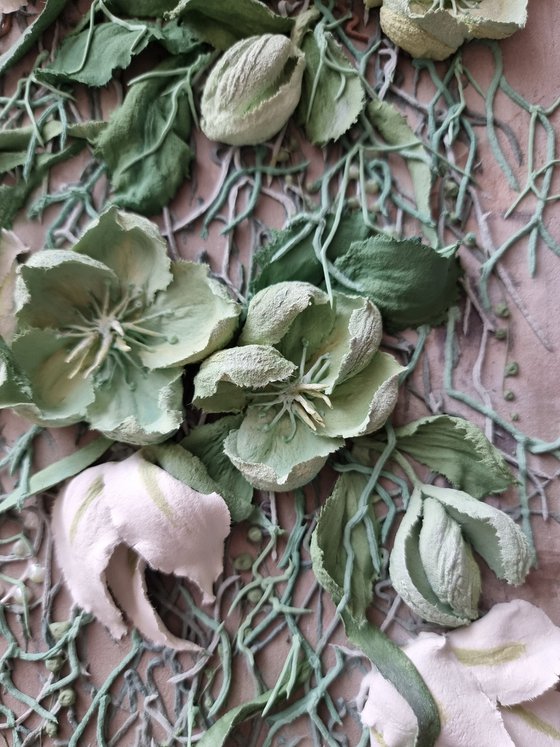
top-left (193, 282), bottom-right (403, 492)
top-left (0, 208), bottom-right (240, 444)
top-left (378, 0), bottom-right (528, 60)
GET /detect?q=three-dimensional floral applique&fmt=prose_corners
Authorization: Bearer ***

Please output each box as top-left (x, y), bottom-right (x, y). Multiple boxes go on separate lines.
top-left (200, 33), bottom-right (306, 146)
top-left (377, 0), bottom-right (528, 60)
top-left (52, 447), bottom-right (231, 651)
top-left (0, 208), bottom-right (240, 444)
top-left (193, 281), bottom-right (404, 492)
top-left (359, 600), bottom-right (560, 746)
top-left (389, 483), bottom-right (532, 626)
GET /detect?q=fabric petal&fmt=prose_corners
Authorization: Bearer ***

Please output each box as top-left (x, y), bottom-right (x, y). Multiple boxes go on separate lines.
top-left (0, 229), bottom-right (28, 342)
top-left (105, 452), bottom-right (230, 603)
top-left (359, 669), bottom-right (418, 747)
top-left (447, 600), bottom-right (560, 706)
top-left (137, 261), bottom-right (240, 369)
top-left (15, 250), bottom-right (119, 330)
top-left (501, 690), bottom-right (560, 746)
top-left (11, 328), bottom-right (95, 427)
top-left (86, 364), bottom-right (183, 445)
top-left (240, 281), bottom-right (331, 347)
top-left (192, 345), bottom-right (296, 413)
top-left (224, 405), bottom-right (341, 491)
top-left (52, 464), bottom-right (127, 639)
top-left (72, 207), bottom-right (172, 302)
top-left (321, 352), bottom-right (403, 438)
top-left (464, 0), bottom-right (528, 40)
top-left (107, 547), bottom-right (203, 652)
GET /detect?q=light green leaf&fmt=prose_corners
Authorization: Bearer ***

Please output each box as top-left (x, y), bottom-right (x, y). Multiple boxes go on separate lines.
top-left (193, 345), bottom-right (296, 413)
top-left (0, 337), bottom-right (33, 409)
top-left (224, 406), bottom-right (340, 492)
top-left (0, 0), bottom-right (71, 76)
top-left (368, 98), bottom-right (436, 245)
top-left (181, 416), bottom-right (253, 522)
top-left (0, 151), bottom-right (27, 174)
top-left (333, 234), bottom-right (461, 331)
top-left (298, 24), bottom-right (365, 145)
top-left (94, 56), bottom-right (195, 215)
top-left (395, 415), bottom-right (514, 498)
top-left (168, 0), bottom-right (294, 50)
top-left (310, 471), bottom-right (378, 620)
top-left (38, 22), bottom-right (155, 87)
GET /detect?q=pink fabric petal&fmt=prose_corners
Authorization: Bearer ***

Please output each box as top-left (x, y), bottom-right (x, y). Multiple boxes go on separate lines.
top-left (501, 690), bottom-right (560, 745)
top-left (52, 464), bottom-right (127, 639)
top-left (447, 599), bottom-right (560, 705)
top-left (0, 1), bottom-right (26, 13)
top-left (359, 670), bottom-right (418, 747)
top-left (105, 452), bottom-right (231, 603)
top-left (106, 546), bottom-right (203, 652)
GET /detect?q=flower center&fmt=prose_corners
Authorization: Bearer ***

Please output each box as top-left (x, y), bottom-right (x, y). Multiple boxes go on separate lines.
top-left (250, 341), bottom-right (333, 441)
top-left (418, 0), bottom-right (480, 12)
top-left (60, 283), bottom-right (176, 386)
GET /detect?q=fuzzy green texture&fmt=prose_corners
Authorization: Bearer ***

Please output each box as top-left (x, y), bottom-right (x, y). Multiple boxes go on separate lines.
top-left (0, 208), bottom-right (240, 445)
top-left (193, 281), bottom-right (403, 491)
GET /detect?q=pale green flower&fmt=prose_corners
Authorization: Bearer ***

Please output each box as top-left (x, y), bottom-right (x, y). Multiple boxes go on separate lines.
top-left (378, 0), bottom-right (528, 60)
top-left (200, 34), bottom-right (306, 146)
top-left (0, 208), bottom-right (240, 444)
top-left (193, 281), bottom-right (403, 492)
top-left (389, 483), bottom-right (531, 626)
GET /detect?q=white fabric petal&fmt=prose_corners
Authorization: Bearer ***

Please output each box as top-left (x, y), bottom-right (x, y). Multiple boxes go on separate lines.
top-left (447, 599), bottom-right (560, 705)
top-left (501, 690), bottom-right (560, 745)
top-left (359, 669), bottom-right (418, 747)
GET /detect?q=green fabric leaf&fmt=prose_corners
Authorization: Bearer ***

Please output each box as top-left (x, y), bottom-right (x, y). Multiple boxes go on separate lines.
top-left (368, 98), bottom-right (436, 245)
top-left (0, 337), bottom-right (33, 408)
top-left (297, 24), bottom-right (365, 145)
top-left (0, 152), bottom-right (27, 174)
top-left (0, 141), bottom-right (85, 229)
top-left (343, 615), bottom-right (441, 747)
top-left (394, 415), bottom-right (514, 498)
top-left (181, 415), bottom-right (253, 522)
top-left (196, 661), bottom-right (310, 747)
top-left (310, 471), bottom-right (378, 620)
top-left (250, 213), bottom-right (370, 294)
top-left (168, 0), bottom-right (294, 50)
top-left (94, 56), bottom-right (195, 215)
top-left (38, 22), bottom-right (155, 87)
top-left (106, 0), bottom-right (177, 16)
top-left (156, 19), bottom-right (203, 54)
top-left (0, 0), bottom-right (71, 76)
top-left (333, 234), bottom-right (461, 331)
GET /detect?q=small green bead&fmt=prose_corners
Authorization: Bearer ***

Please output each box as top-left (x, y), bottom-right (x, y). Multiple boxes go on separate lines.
top-left (233, 553), bottom-right (253, 571)
top-left (505, 361), bottom-right (519, 377)
top-left (44, 722), bottom-right (58, 738)
top-left (463, 232), bottom-right (477, 247)
top-left (49, 621), bottom-right (71, 641)
top-left (494, 302), bottom-right (510, 318)
top-left (348, 165), bottom-right (360, 180)
top-left (365, 179), bottom-right (379, 195)
top-left (511, 413), bottom-right (520, 422)
top-left (58, 688), bottom-right (76, 707)
top-left (494, 328), bottom-right (508, 340)
top-left (444, 180), bottom-right (459, 197)
top-left (247, 526), bottom-right (263, 544)
top-left (247, 589), bottom-right (262, 604)
top-left (504, 390), bottom-right (515, 401)
top-left (346, 196), bottom-right (360, 210)
top-left (45, 655), bottom-right (64, 673)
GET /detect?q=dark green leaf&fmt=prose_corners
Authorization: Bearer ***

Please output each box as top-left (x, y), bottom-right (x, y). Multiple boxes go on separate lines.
top-left (310, 472), bottom-right (379, 621)
top-left (156, 19), bottom-right (203, 54)
top-left (297, 25), bottom-right (365, 145)
top-left (168, 0), bottom-right (294, 50)
top-left (106, 0), bottom-right (177, 16)
top-left (94, 55), bottom-right (196, 214)
top-left (0, 152), bottom-right (27, 174)
top-left (395, 415), bottom-right (514, 498)
top-left (181, 416), bottom-right (254, 522)
top-left (368, 99), bottom-right (437, 245)
top-left (333, 235), bottom-right (461, 331)
top-left (0, 0), bottom-right (71, 76)
top-left (0, 141), bottom-right (85, 229)
top-left (250, 213), bottom-right (370, 295)
top-left (38, 22), bottom-right (155, 87)
top-left (343, 615), bottom-right (440, 747)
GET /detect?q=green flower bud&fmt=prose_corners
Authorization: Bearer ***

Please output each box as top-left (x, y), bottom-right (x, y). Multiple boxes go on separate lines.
top-left (200, 34), bottom-right (306, 146)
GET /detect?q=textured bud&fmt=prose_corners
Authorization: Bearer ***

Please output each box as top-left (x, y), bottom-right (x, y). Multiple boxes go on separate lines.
top-left (200, 34), bottom-right (306, 146)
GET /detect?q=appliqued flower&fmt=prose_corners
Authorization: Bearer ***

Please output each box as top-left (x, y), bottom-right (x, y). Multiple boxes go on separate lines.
top-left (359, 600), bottom-right (560, 746)
top-left (378, 0), bottom-right (528, 61)
top-left (52, 447), bottom-right (231, 650)
top-left (0, 208), bottom-right (240, 444)
top-left (193, 281), bottom-right (403, 491)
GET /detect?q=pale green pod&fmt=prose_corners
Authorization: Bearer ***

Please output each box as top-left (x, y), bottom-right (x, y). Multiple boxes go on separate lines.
top-left (200, 34), bottom-right (306, 146)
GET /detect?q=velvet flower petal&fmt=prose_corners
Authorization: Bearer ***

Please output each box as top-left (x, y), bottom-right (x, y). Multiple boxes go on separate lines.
top-left (193, 281), bottom-right (403, 491)
top-left (2, 209), bottom-right (241, 444)
top-left (379, 0), bottom-right (528, 61)
top-left (52, 449), bottom-right (231, 650)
